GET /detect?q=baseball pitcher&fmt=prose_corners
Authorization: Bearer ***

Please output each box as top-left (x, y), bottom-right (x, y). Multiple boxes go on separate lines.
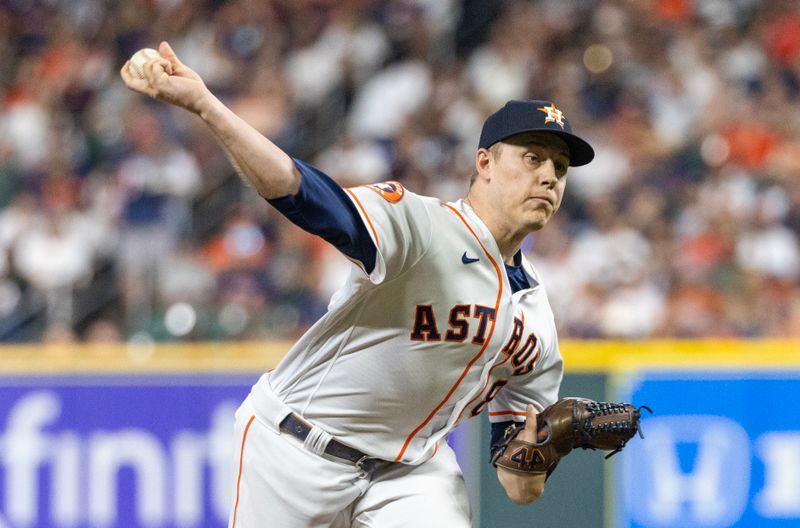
top-left (121, 42), bottom-right (643, 528)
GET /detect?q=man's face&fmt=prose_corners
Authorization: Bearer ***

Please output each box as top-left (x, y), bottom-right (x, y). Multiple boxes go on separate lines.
top-left (480, 132), bottom-right (570, 232)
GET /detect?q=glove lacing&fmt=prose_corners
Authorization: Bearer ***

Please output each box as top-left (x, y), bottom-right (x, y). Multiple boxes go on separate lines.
top-left (576, 402), bottom-right (653, 458)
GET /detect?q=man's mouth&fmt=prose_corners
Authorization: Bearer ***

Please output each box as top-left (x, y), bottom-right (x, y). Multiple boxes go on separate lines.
top-left (527, 196), bottom-right (554, 207)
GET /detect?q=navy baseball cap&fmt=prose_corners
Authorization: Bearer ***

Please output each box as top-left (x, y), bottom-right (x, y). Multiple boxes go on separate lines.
top-left (479, 100), bottom-right (595, 166)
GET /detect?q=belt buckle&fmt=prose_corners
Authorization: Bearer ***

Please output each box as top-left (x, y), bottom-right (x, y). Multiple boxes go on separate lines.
top-left (355, 455), bottom-right (375, 479)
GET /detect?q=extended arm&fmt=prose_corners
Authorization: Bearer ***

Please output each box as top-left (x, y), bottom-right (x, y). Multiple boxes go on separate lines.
top-left (120, 41), bottom-right (299, 199)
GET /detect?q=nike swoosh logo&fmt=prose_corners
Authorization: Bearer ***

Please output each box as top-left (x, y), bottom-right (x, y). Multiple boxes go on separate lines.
top-left (461, 251), bottom-right (480, 264)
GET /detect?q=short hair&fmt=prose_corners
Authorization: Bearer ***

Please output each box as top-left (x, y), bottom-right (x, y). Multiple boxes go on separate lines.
top-left (469, 143), bottom-right (503, 187)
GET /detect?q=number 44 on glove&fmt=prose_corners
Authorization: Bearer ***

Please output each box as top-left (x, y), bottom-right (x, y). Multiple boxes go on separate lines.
top-left (491, 398), bottom-right (651, 477)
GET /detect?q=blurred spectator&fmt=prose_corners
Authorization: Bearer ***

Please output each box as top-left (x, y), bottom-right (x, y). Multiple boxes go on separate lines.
top-left (466, 2), bottom-right (539, 107)
top-left (116, 103), bottom-right (202, 323)
top-left (736, 187), bottom-right (800, 280)
top-left (43, 322), bottom-right (78, 344)
top-left (202, 206), bottom-right (271, 273)
top-left (11, 209), bottom-right (93, 290)
top-left (285, 2), bottom-right (390, 108)
top-left (598, 276), bottom-right (667, 338)
top-left (0, 0), bottom-right (798, 342)
top-left (348, 58), bottom-right (432, 139)
top-left (83, 318), bottom-right (123, 343)
top-left (315, 134), bottom-right (392, 186)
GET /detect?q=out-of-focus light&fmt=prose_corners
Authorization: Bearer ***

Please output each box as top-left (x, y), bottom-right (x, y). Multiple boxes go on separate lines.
top-left (700, 134), bottom-right (730, 167)
top-left (219, 303), bottom-right (250, 336)
top-left (584, 44), bottom-right (614, 73)
top-left (165, 302), bottom-right (197, 337)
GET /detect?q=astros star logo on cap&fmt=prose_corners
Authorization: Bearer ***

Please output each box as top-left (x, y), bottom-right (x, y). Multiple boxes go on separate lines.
top-left (537, 103), bottom-right (565, 129)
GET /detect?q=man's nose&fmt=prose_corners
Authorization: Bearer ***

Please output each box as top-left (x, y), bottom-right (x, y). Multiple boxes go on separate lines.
top-left (539, 160), bottom-right (557, 187)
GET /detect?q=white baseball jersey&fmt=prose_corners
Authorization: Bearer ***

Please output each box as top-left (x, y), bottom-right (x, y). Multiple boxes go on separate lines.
top-left (250, 181), bottom-right (563, 464)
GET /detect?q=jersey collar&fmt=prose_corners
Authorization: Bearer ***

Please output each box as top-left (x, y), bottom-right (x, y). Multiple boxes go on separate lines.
top-left (453, 199), bottom-right (541, 289)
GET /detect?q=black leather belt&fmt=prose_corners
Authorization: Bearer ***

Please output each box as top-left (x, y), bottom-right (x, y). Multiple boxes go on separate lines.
top-left (279, 413), bottom-right (391, 477)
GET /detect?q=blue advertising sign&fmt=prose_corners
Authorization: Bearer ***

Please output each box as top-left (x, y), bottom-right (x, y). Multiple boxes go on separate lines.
top-left (0, 374), bottom-right (255, 528)
top-left (618, 372), bottom-right (800, 528)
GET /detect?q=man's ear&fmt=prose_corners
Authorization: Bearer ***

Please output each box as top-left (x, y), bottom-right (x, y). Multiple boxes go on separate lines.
top-left (475, 148), bottom-right (492, 181)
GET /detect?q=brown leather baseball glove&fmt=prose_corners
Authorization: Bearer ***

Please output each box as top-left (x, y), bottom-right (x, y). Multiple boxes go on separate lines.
top-left (491, 397), bottom-right (648, 477)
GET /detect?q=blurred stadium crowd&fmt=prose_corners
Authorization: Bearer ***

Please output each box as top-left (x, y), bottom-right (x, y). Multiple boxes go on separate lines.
top-left (0, 0), bottom-right (799, 343)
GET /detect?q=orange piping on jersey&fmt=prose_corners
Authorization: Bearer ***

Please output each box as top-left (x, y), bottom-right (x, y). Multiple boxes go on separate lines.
top-left (394, 204), bottom-right (503, 462)
top-left (231, 415), bottom-right (255, 527)
top-left (489, 410), bottom-right (528, 417)
top-left (345, 189), bottom-right (379, 246)
top-left (456, 312), bottom-right (526, 422)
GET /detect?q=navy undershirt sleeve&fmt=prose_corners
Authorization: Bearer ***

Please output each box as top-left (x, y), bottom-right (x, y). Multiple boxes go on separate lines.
top-left (490, 420), bottom-right (517, 461)
top-left (267, 159), bottom-right (377, 273)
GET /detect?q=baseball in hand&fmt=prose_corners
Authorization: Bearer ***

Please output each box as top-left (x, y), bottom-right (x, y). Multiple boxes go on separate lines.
top-left (128, 48), bottom-right (161, 79)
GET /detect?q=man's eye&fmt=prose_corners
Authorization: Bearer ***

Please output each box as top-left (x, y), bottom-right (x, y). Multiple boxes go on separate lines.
top-left (524, 154), bottom-right (539, 163)
top-left (556, 162), bottom-right (568, 175)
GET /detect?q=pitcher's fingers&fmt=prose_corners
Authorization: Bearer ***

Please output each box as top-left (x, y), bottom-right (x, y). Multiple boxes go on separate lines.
top-left (142, 56), bottom-right (173, 85)
top-left (159, 41), bottom-right (183, 68)
top-left (525, 403), bottom-right (538, 423)
top-left (526, 403), bottom-right (549, 443)
top-left (120, 61), bottom-right (151, 92)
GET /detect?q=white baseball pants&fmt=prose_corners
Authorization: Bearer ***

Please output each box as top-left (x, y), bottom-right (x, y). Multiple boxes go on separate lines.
top-left (228, 395), bottom-right (472, 527)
